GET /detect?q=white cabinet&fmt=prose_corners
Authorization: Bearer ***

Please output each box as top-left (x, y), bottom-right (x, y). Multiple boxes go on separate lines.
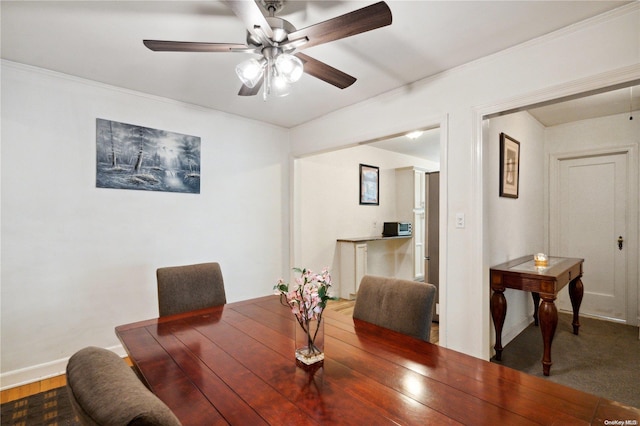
top-left (396, 167), bottom-right (426, 281)
top-left (413, 209), bottom-right (425, 280)
top-left (413, 168), bottom-right (426, 210)
top-left (337, 236), bottom-right (411, 299)
top-left (338, 241), bottom-right (368, 299)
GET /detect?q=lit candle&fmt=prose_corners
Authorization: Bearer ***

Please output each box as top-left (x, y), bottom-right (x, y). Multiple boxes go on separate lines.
top-left (534, 253), bottom-right (548, 267)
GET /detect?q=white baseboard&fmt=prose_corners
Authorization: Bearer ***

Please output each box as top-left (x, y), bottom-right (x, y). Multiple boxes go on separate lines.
top-left (0, 344), bottom-right (126, 391)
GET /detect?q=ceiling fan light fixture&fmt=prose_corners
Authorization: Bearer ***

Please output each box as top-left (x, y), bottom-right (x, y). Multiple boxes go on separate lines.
top-left (271, 73), bottom-right (292, 97)
top-left (143, 1), bottom-right (393, 99)
top-left (275, 53), bottom-right (304, 83)
top-left (262, 58), bottom-right (291, 100)
top-left (235, 57), bottom-right (266, 88)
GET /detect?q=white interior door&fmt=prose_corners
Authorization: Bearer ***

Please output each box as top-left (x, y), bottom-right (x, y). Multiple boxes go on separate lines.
top-left (554, 152), bottom-right (628, 322)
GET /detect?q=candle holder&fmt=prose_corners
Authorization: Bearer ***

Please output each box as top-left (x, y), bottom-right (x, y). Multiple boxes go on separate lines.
top-left (534, 253), bottom-right (548, 267)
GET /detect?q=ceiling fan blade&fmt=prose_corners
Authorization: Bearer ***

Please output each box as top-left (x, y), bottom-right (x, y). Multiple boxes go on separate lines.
top-left (288, 1), bottom-right (392, 50)
top-left (295, 53), bottom-right (356, 89)
top-left (143, 40), bottom-right (246, 52)
top-left (238, 77), bottom-right (264, 96)
top-left (224, 0), bottom-right (274, 41)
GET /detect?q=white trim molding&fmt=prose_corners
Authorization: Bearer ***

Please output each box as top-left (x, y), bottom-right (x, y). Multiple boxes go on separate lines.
top-left (0, 344), bottom-right (127, 391)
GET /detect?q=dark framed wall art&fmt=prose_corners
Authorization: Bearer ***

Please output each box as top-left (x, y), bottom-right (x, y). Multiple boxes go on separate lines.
top-left (499, 132), bottom-right (520, 198)
top-left (359, 164), bottom-right (379, 205)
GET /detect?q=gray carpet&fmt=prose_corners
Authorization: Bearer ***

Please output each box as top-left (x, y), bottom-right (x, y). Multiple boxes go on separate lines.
top-left (492, 312), bottom-right (640, 408)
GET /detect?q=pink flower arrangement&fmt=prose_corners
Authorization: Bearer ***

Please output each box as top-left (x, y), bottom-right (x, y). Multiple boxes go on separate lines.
top-left (275, 267), bottom-right (333, 321)
top-left (274, 267), bottom-right (333, 361)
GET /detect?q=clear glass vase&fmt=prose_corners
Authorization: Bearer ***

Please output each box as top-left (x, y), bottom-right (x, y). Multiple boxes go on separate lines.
top-left (295, 317), bottom-right (324, 367)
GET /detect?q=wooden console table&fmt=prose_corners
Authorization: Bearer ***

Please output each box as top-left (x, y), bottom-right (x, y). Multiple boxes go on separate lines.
top-left (490, 255), bottom-right (584, 376)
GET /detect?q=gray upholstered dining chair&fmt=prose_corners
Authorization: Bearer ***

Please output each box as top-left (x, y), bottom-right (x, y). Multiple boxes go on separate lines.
top-left (66, 346), bottom-right (182, 426)
top-left (353, 275), bottom-right (437, 342)
top-left (156, 262), bottom-right (226, 317)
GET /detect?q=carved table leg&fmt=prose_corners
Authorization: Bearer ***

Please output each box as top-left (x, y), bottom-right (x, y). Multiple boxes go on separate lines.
top-left (539, 295), bottom-right (558, 376)
top-left (531, 292), bottom-right (540, 326)
top-left (569, 277), bottom-right (583, 335)
top-left (490, 289), bottom-right (507, 361)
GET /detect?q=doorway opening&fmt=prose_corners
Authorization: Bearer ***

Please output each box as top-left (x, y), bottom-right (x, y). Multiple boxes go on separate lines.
top-left (291, 119), bottom-right (447, 346)
top-left (478, 76), bottom-right (639, 404)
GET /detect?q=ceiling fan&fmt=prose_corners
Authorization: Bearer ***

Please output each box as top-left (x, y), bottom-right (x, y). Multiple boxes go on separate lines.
top-left (143, 0), bottom-right (392, 100)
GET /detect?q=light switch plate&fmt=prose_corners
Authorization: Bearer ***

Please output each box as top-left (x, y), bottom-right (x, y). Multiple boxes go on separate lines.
top-left (456, 213), bottom-right (465, 228)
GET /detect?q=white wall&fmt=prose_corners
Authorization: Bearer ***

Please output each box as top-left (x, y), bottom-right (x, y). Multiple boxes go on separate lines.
top-left (485, 112), bottom-right (546, 346)
top-left (295, 144), bottom-right (436, 293)
top-left (545, 111), bottom-right (640, 154)
top-left (0, 62), bottom-right (290, 387)
top-left (290, 4), bottom-right (640, 358)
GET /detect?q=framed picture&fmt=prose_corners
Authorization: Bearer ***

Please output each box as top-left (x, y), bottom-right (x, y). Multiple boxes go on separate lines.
top-left (359, 164), bottom-right (379, 205)
top-left (96, 118), bottom-right (201, 194)
top-left (499, 132), bottom-right (520, 198)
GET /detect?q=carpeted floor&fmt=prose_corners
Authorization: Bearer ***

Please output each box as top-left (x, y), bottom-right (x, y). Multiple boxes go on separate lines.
top-left (0, 387), bottom-right (79, 426)
top-left (492, 312), bottom-right (640, 408)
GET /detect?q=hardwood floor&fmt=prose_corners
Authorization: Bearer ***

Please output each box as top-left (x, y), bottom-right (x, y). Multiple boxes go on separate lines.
top-left (0, 358), bottom-right (132, 404)
top-left (0, 375), bottom-right (67, 404)
top-left (1, 299), bottom-right (438, 403)
top-left (326, 298), bottom-right (440, 345)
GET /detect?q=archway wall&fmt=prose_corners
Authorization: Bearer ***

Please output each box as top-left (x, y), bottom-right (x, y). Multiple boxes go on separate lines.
top-left (290, 4), bottom-right (640, 359)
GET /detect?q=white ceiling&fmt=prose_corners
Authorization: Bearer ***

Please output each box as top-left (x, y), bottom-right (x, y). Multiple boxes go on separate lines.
top-left (369, 83), bottom-right (640, 163)
top-left (367, 127), bottom-right (442, 164)
top-left (1, 0), bottom-right (634, 129)
top-left (528, 85), bottom-right (640, 127)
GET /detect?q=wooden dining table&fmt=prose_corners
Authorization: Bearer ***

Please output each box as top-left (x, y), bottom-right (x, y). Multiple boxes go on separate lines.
top-left (115, 295), bottom-right (639, 425)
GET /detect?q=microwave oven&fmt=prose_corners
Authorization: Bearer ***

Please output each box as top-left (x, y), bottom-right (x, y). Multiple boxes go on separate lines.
top-left (382, 222), bottom-right (412, 236)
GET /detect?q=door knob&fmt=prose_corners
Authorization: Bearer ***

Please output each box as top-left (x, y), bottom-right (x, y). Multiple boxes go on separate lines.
top-left (618, 236), bottom-right (624, 250)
